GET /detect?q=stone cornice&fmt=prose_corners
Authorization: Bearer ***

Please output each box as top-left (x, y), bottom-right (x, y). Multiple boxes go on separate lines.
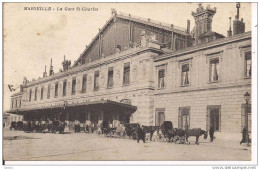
top-left (25, 47), bottom-right (164, 88)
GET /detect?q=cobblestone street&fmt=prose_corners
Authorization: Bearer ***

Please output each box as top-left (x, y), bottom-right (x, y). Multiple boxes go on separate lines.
top-left (3, 129), bottom-right (251, 161)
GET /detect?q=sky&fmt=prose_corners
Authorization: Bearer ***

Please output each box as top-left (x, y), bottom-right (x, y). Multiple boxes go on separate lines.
top-left (3, 2), bottom-right (252, 111)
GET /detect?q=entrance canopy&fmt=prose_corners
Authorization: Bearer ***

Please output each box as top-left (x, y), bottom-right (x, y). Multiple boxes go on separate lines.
top-left (6, 99), bottom-right (137, 115)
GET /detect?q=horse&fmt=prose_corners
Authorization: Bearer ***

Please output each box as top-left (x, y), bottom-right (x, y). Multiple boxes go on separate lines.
top-left (185, 128), bottom-right (208, 144)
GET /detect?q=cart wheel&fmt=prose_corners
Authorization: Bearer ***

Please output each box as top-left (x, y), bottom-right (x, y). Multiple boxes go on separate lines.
top-left (131, 133), bottom-right (137, 140)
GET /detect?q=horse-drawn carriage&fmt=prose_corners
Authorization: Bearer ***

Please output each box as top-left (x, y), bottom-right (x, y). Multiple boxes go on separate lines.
top-left (124, 123), bottom-right (140, 140)
top-left (151, 121), bottom-right (208, 144)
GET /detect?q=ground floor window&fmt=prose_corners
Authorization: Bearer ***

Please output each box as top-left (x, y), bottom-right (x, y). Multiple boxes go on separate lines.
top-left (206, 105), bottom-right (221, 131)
top-left (178, 107), bottom-right (190, 130)
top-left (241, 104), bottom-right (251, 133)
top-left (155, 108), bottom-right (165, 126)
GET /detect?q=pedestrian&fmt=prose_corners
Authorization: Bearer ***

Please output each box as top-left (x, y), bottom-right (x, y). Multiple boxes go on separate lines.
top-left (137, 125), bottom-right (145, 143)
top-left (209, 123), bottom-right (215, 142)
top-left (240, 127), bottom-right (247, 144)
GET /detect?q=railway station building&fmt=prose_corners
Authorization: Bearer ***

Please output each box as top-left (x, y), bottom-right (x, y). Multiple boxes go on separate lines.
top-left (7, 4), bottom-right (251, 137)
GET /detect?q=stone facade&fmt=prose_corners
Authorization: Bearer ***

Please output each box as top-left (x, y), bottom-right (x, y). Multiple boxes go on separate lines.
top-left (8, 4), bottom-right (252, 136)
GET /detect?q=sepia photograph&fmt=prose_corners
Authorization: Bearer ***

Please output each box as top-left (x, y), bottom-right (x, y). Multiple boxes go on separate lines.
top-left (2, 2), bottom-right (257, 166)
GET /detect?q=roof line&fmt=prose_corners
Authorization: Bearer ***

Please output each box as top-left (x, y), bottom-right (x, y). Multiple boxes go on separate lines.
top-left (155, 31), bottom-right (251, 62)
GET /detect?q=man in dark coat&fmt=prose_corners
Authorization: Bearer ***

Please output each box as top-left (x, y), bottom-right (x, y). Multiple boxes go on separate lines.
top-left (137, 126), bottom-right (145, 143)
top-left (209, 123), bottom-right (215, 142)
top-left (240, 127), bottom-right (247, 144)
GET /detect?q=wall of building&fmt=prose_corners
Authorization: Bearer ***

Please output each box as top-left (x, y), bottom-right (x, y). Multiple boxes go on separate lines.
top-left (153, 34), bottom-right (251, 133)
top-left (19, 47), bottom-right (160, 125)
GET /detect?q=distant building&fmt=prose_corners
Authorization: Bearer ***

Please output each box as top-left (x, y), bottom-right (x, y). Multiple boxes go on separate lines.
top-left (7, 4), bottom-right (251, 137)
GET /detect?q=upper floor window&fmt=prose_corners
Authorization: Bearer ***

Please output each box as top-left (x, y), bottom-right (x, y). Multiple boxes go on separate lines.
top-left (40, 86), bottom-right (44, 100)
top-left (123, 63), bottom-right (130, 85)
top-left (55, 83), bottom-right (59, 97)
top-left (47, 84), bottom-right (51, 99)
top-left (34, 87), bottom-right (37, 101)
top-left (15, 99), bottom-right (17, 108)
top-left (19, 98), bottom-right (21, 107)
top-left (181, 64), bottom-right (190, 86)
top-left (158, 69), bottom-right (165, 89)
top-left (72, 77), bottom-right (76, 95)
top-left (210, 58), bottom-right (219, 82)
top-left (107, 67), bottom-right (114, 88)
top-left (245, 51), bottom-right (251, 78)
top-left (63, 80), bottom-right (67, 96)
top-left (94, 71), bottom-right (99, 91)
top-left (11, 99), bottom-right (14, 109)
top-left (29, 89), bottom-right (32, 102)
top-left (82, 74), bottom-right (87, 93)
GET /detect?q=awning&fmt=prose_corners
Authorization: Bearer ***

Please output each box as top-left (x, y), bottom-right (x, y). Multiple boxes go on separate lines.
top-left (6, 99), bottom-right (137, 115)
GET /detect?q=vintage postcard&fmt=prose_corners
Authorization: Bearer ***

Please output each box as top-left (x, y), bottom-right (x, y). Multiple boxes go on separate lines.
top-left (2, 2), bottom-right (257, 166)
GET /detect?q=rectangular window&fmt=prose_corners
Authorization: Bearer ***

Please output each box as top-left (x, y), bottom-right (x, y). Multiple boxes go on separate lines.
top-left (47, 84), bottom-right (51, 99)
top-left (63, 80), bottom-right (67, 96)
top-left (29, 89), bottom-right (32, 102)
top-left (155, 108), bottom-right (165, 126)
top-left (34, 87), bottom-right (37, 101)
top-left (19, 98), bottom-right (21, 108)
top-left (123, 63), bottom-right (130, 85)
top-left (15, 99), bottom-right (17, 108)
top-left (158, 69), bottom-right (165, 89)
top-left (241, 104), bottom-right (251, 133)
top-left (11, 99), bottom-right (14, 109)
top-left (210, 58), bottom-right (219, 82)
top-left (41, 86), bottom-right (44, 100)
top-left (178, 107), bottom-right (190, 130)
top-left (55, 83), bottom-right (58, 97)
top-left (245, 51), bottom-right (251, 78)
top-left (206, 105), bottom-right (221, 132)
top-left (82, 74), bottom-right (87, 93)
top-left (94, 71), bottom-right (99, 91)
top-left (107, 67), bottom-right (114, 88)
top-left (181, 64), bottom-right (190, 86)
top-left (72, 77), bottom-right (76, 95)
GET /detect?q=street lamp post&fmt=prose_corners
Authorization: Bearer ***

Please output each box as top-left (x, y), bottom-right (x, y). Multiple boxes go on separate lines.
top-left (244, 92), bottom-right (250, 146)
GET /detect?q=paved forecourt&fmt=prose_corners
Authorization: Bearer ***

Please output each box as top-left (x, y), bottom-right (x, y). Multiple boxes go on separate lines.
top-left (3, 129), bottom-right (251, 161)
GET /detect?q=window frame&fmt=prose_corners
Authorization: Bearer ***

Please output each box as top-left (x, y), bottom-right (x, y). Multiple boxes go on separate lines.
top-left (178, 106), bottom-right (191, 130)
top-left (40, 86), bottom-right (44, 100)
top-left (107, 67), bottom-right (114, 88)
top-left (47, 84), bottom-right (51, 99)
top-left (82, 74), bottom-right (87, 93)
top-left (209, 57), bottom-right (220, 83)
top-left (71, 77), bottom-right (76, 95)
top-left (158, 68), bottom-right (165, 89)
top-left (181, 63), bottom-right (190, 87)
top-left (94, 71), bottom-right (99, 91)
top-left (155, 108), bottom-right (165, 126)
top-left (244, 51), bottom-right (252, 79)
top-left (29, 89), bottom-right (32, 102)
top-left (63, 80), bottom-right (67, 96)
top-left (123, 62), bottom-right (130, 86)
top-left (206, 105), bottom-right (221, 132)
top-left (54, 82), bottom-right (59, 97)
top-left (34, 87), bottom-right (37, 101)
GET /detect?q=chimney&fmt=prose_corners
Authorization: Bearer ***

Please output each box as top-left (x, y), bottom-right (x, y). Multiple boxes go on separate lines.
top-left (233, 2), bottom-right (245, 35)
top-left (49, 58), bottom-right (53, 76)
top-left (43, 65), bottom-right (47, 77)
top-left (227, 17), bottom-right (232, 37)
top-left (187, 20), bottom-right (190, 34)
top-left (62, 55), bottom-right (71, 72)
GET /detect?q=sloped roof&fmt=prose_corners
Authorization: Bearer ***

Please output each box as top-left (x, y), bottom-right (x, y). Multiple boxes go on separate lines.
top-left (73, 10), bottom-right (189, 67)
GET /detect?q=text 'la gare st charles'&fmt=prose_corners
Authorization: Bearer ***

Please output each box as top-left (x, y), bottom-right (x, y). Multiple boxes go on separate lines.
top-left (24, 7), bottom-right (99, 12)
